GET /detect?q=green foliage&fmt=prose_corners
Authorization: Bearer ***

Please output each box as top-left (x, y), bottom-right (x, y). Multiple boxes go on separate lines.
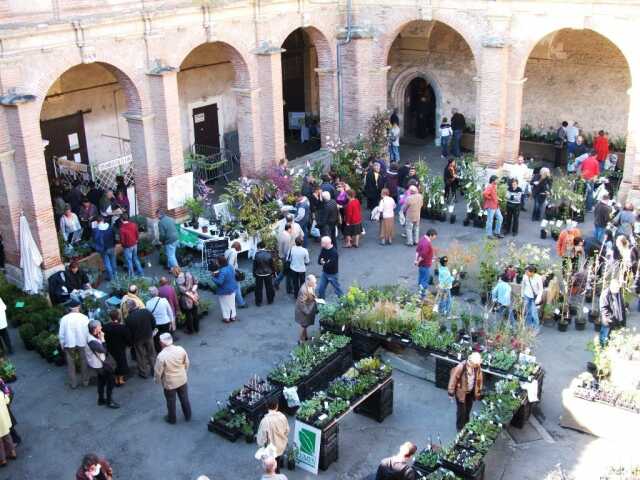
top-left (411, 322), bottom-right (456, 352)
top-left (0, 359), bottom-right (16, 381)
top-left (364, 110), bottom-right (391, 160)
top-left (221, 180), bottom-right (281, 236)
top-left (184, 197), bottom-right (205, 220)
top-left (478, 239), bottom-right (500, 294)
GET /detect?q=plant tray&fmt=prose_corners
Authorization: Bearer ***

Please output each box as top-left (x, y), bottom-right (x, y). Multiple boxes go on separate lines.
top-left (441, 457), bottom-right (485, 480)
top-left (229, 388), bottom-right (282, 424)
top-left (207, 420), bottom-right (240, 442)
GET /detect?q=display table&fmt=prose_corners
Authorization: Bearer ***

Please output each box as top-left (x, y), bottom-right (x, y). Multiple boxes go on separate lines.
top-left (560, 379), bottom-right (640, 439)
top-left (180, 217), bottom-right (252, 253)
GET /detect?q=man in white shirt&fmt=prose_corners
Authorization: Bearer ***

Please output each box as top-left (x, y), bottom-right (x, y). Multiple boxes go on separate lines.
top-left (0, 297), bottom-right (13, 354)
top-left (58, 299), bottom-right (90, 388)
top-left (522, 265), bottom-right (543, 330)
top-left (565, 121), bottom-right (580, 158)
top-left (146, 286), bottom-right (175, 353)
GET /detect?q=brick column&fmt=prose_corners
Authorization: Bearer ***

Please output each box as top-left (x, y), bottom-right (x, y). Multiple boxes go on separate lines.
top-left (0, 95), bottom-right (62, 276)
top-left (475, 37), bottom-right (510, 169)
top-left (147, 67), bottom-right (185, 218)
top-left (0, 148), bottom-right (21, 280)
top-left (621, 85), bottom-right (640, 202)
top-left (502, 77), bottom-right (526, 165)
top-left (254, 44), bottom-right (285, 171)
top-left (339, 32), bottom-right (389, 141)
top-left (315, 67), bottom-right (338, 146)
top-left (233, 86), bottom-right (263, 175)
top-left (124, 112), bottom-right (161, 217)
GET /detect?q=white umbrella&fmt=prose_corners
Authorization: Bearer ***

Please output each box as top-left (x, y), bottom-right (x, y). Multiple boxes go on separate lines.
top-left (19, 214), bottom-right (43, 294)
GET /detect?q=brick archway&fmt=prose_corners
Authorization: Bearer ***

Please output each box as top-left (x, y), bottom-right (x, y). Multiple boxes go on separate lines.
top-left (390, 68), bottom-right (443, 142)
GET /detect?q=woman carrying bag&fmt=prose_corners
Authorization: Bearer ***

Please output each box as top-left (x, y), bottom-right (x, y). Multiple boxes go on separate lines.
top-left (294, 275), bottom-right (319, 344)
top-left (177, 272), bottom-right (200, 333)
top-left (85, 320), bottom-right (120, 409)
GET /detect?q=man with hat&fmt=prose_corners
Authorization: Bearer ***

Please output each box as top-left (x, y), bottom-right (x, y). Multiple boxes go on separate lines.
top-left (448, 352), bottom-right (484, 431)
top-left (58, 299), bottom-right (90, 388)
top-left (154, 333), bottom-right (191, 424)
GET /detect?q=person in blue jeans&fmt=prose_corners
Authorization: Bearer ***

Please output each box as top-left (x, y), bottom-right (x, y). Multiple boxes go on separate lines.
top-left (522, 266), bottom-right (543, 330)
top-left (225, 242), bottom-right (248, 309)
top-left (599, 279), bottom-right (625, 346)
top-left (437, 256), bottom-right (453, 317)
top-left (317, 236), bottom-right (343, 299)
top-left (157, 209), bottom-right (180, 270)
top-left (415, 229), bottom-right (438, 298)
top-left (482, 176), bottom-right (503, 239)
top-left (92, 216), bottom-right (117, 281)
top-left (439, 118), bottom-right (452, 158)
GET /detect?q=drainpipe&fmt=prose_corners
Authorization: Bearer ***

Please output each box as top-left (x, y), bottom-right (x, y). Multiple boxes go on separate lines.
top-left (336, 0), bottom-right (353, 140)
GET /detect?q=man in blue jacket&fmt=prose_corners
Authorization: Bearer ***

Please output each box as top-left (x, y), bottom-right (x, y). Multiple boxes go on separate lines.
top-left (92, 216), bottom-right (117, 281)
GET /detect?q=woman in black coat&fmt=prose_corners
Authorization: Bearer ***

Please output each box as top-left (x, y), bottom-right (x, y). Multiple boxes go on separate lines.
top-left (103, 310), bottom-right (132, 386)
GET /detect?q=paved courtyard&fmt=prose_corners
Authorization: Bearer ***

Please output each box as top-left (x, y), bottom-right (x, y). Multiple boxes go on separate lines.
top-left (4, 144), bottom-right (637, 480)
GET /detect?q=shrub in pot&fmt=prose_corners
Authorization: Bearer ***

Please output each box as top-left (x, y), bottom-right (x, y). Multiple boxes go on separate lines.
top-left (18, 323), bottom-right (36, 350)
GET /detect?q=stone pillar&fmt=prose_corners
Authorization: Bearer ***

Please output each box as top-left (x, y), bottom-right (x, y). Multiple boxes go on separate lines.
top-left (0, 95), bottom-right (62, 276)
top-left (233, 86), bottom-right (263, 175)
top-left (146, 67), bottom-right (185, 218)
top-left (475, 37), bottom-right (510, 169)
top-left (338, 31), bottom-right (388, 141)
top-left (315, 67), bottom-right (338, 146)
top-left (254, 44), bottom-right (285, 170)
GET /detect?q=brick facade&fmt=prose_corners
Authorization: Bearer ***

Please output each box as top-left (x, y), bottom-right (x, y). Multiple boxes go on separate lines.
top-left (0, 0), bottom-right (639, 286)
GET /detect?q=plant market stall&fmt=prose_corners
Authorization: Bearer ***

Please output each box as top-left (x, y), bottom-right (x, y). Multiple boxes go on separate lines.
top-left (208, 333), bottom-right (353, 441)
top-left (318, 285), bottom-right (545, 408)
top-left (294, 357), bottom-right (394, 472)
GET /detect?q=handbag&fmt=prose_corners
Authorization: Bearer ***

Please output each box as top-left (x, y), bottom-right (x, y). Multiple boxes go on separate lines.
top-left (90, 343), bottom-right (115, 374)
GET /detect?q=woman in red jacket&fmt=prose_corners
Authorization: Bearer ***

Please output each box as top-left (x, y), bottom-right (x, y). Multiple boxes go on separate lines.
top-left (593, 130), bottom-right (609, 170)
top-left (343, 189), bottom-right (363, 248)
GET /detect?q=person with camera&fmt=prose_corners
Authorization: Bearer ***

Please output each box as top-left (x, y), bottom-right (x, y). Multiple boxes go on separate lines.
top-left (85, 320), bottom-right (120, 409)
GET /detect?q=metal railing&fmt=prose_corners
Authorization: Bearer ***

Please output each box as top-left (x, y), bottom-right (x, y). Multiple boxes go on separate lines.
top-left (188, 144), bottom-right (236, 184)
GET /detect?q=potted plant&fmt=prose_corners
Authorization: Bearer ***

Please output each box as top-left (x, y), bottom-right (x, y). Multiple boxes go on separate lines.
top-left (18, 323), bottom-right (36, 350)
top-left (286, 445), bottom-right (298, 470)
top-left (184, 197), bottom-right (205, 228)
top-left (240, 419), bottom-right (255, 443)
top-left (0, 359), bottom-right (17, 383)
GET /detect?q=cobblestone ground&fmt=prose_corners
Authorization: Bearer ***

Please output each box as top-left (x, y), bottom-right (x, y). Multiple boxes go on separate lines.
top-left (5, 142), bottom-right (636, 479)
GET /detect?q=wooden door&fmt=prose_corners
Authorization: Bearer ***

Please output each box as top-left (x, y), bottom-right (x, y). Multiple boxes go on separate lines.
top-left (40, 111), bottom-right (89, 181)
top-left (192, 103), bottom-right (220, 149)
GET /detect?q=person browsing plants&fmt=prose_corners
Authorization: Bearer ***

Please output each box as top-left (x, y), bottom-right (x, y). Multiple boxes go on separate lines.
top-left (448, 352), bottom-right (483, 431)
top-left (482, 175), bottom-right (503, 239)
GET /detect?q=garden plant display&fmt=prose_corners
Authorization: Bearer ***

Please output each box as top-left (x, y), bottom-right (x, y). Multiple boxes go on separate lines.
top-left (268, 333), bottom-right (350, 387)
top-left (415, 446), bottom-right (441, 472)
top-left (296, 357), bottom-right (393, 429)
top-left (0, 359), bottom-right (17, 382)
top-left (481, 349), bottom-right (518, 373)
top-left (421, 468), bottom-right (463, 480)
top-left (229, 375), bottom-right (276, 409)
top-left (573, 373), bottom-right (640, 414)
top-left (441, 445), bottom-right (483, 474)
top-left (209, 407), bottom-right (253, 439)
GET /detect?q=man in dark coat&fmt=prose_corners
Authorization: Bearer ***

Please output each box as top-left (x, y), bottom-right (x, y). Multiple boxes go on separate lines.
top-left (124, 300), bottom-right (155, 378)
top-left (375, 442), bottom-right (418, 480)
top-left (364, 162), bottom-right (384, 209)
top-left (599, 278), bottom-right (626, 346)
top-left (252, 241), bottom-right (276, 306)
top-left (316, 191), bottom-right (339, 246)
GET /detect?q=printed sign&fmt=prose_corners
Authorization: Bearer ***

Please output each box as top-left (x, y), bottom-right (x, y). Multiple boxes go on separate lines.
top-left (166, 172), bottom-right (194, 210)
top-left (294, 420), bottom-right (321, 475)
top-left (194, 113), bottom-right (205, 123)
top-left (68, 132), bottom-right (79, 150)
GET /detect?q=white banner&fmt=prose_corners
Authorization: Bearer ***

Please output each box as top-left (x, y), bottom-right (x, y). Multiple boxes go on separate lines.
top-left (294, 421), bottom-right (322, 475)
top-left (167, 172), bottom-right (194, 210)
top-left (96, 154), bottom-right (133, 173)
